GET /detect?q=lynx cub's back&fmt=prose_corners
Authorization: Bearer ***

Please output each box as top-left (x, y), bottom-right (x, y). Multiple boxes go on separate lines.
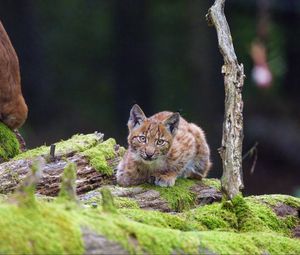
top-left (117, 104), bottom-right (212, 187)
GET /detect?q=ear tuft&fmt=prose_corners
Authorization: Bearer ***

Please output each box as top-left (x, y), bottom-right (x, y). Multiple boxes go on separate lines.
top-left (128, 104), bottom-right (146, 130)
top-left (164, 112), bottom-right (180, 135)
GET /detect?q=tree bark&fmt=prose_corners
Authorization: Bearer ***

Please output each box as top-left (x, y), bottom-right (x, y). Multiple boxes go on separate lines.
top-left (206, 0), bottom-right (245, 199)
top-left (0, 153), bottom-right (118, 196)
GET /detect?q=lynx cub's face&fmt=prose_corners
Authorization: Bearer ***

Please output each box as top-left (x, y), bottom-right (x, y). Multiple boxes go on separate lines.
top-left (127, 105), bottom-right (179, 162)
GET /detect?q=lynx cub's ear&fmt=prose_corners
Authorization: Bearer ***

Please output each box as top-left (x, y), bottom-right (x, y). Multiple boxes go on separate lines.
top-left (164, 112), bottom-right (180, 135)
top-left (128, 104), bottom-right (146, 130)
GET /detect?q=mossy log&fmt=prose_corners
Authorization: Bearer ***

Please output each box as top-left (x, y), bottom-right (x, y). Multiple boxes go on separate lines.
top-left (0, 131), bottom-right (299, 254)
top-left (0, 133), bottom-right (121, 195)
top-left (0, 171), bottom-right (299, 254)
top-left (0, 132), bottom-right (222, 212)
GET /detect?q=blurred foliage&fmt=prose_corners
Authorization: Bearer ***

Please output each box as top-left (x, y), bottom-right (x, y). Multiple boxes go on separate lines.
top-left (34, 0), bottom-right (115, 133)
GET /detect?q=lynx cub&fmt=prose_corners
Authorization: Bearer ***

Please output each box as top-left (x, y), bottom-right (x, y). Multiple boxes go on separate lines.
top-left (117, 105), bottom-right (212, 187)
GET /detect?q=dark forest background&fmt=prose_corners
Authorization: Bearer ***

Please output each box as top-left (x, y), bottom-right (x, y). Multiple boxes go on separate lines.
top-left (0, 0), bottom-right (299, 197)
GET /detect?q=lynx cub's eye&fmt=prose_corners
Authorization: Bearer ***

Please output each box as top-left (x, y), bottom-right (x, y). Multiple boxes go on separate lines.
top-left (156, 139), bottom-right (165, 146)
top-left (138, 136), bottom-right (147, 143)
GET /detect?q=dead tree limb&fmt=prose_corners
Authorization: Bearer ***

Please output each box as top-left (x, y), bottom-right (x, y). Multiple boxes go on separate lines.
top-left (206, 0), bottom-right (245, 199)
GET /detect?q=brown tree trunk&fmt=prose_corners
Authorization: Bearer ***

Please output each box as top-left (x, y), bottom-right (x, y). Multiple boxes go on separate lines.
top-left (206, 0), bottom-right (245, 199)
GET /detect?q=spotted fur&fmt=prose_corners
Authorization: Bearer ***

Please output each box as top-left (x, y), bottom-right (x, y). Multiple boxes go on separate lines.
top-left (117, 104), bottom-right (212, 187)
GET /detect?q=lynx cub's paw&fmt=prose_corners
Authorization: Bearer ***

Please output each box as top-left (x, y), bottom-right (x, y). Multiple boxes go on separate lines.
top-left (116, 170), bottom-right (131, 187)
top-left (154, 175), bottom-right (176, 187)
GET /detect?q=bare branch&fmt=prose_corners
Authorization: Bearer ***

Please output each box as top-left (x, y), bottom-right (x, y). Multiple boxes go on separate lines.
top-left (207, 0), bottom-right (245, 199)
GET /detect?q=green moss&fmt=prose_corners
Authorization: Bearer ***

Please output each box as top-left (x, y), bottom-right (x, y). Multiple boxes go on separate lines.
top-left (232, 195), bottom-right (296, 235)
top-left (0, 203), bottom-right (83, 254)
top-left (199, 231), bottom-right (300, 255)
top-left (78, 210), bottom-right (201, 254)
top-left (101, 188), bottom-right (117, 213)
top-left (170, 194), bottom-right (298, 236)
top-left (78, 207), bottom-right (300, 255)
top-left (115, 197), bottom-right (140, 209)
top-left (120, 208), bottom-right (203, 231)
top-left (82, 138), bottom-right (117, 175)
top-left (58, 163), bottom-right (77, 202)
top-left (201, 178), bottom-right (221, 190)
top-left (249, 194), bottom-right (300, 208)
top-left (141, 178), bottom-right (221, 212)
top-left (16, 179), bottom-right (37, 208)
top-left (185, 202), bottom-right (238, 231)
top-left (143, 178), bottom-right (196, 212)
top-left (114, 219), bottom-right (201, 254)
top-left (1, 193), bottom-right (300, 255)
top-left (232, 195), bottom-right (263, 232)
top-left (13, 144), bottom-right (49, 160)
top-left (14, 133), bottom-right (102, 160)
top-left (283, 215), bottom-right (299, 229)
top-left (13, 134), bottom-right (120, 176)
top-left (80, 191), bottom-right (139, 209)
top-left (13, 133), bottom-right (121, 176)
top-left (0, 122), bottom-right (20, 161)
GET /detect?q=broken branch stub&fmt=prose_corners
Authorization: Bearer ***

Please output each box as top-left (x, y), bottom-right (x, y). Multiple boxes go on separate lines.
top-left (206, 0), bottom-right (245, 199)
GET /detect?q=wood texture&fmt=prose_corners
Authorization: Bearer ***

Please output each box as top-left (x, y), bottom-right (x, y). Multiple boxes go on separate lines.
top-left (207, 0), bottom-right (245, 199)
top-left (0, 153), bottom-right (117, 196)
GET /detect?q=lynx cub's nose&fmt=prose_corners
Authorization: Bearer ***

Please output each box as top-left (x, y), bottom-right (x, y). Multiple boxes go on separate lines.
top-left (145, 151), bottom-right (154, 160)
top-left (145, 147), bottom-right (155, 160)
